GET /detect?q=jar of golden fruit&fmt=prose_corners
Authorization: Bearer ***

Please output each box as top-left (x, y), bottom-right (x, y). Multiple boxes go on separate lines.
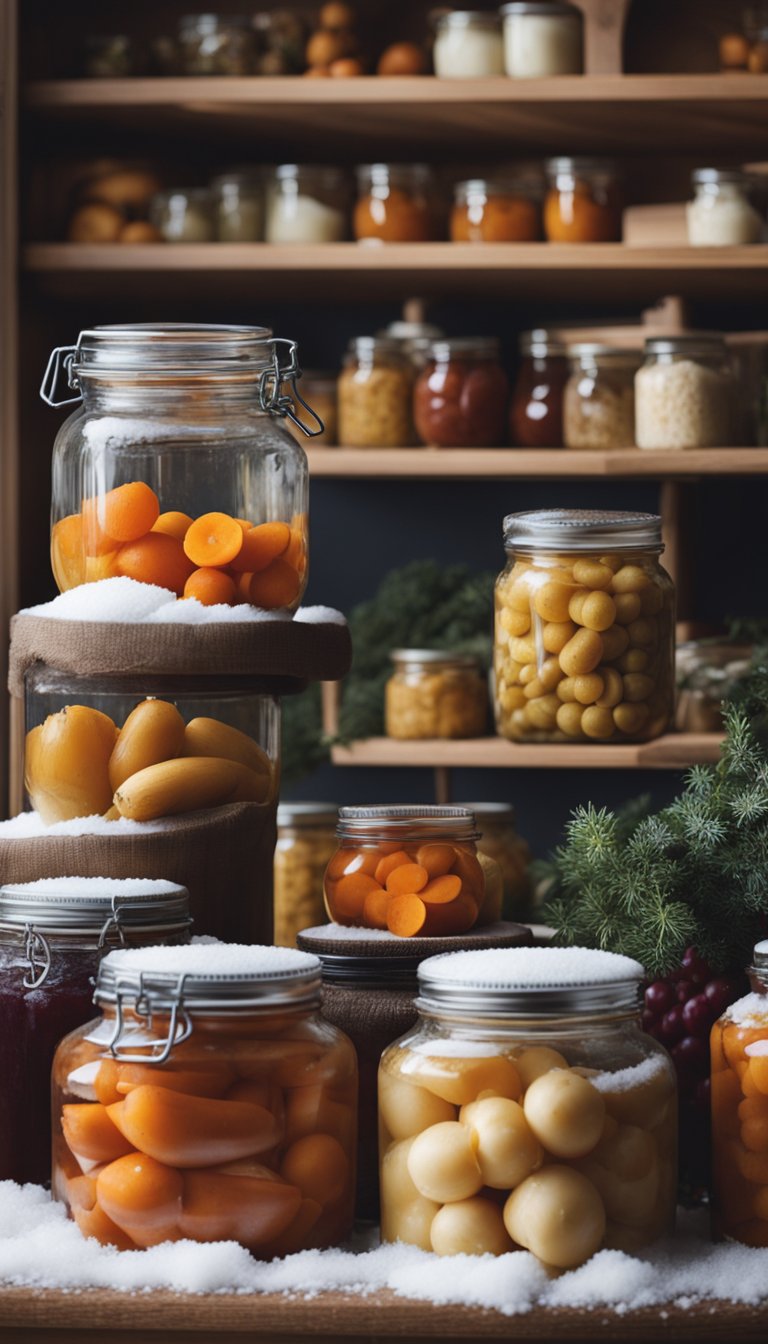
top-left (379, 945), bottom-right (677, 1262)
top-left (711, 940), bottom-right (768, 1246)
top-left (493, 509), bottom-right (675, 743)
top-left (274, 802), bottom-right (339, 947)
top-left (51, 942), bottom-right (357, 1254)
top-left (338, 337), bottom-right (415, 447)
top-left (385, 649), bottom-right (488, 740)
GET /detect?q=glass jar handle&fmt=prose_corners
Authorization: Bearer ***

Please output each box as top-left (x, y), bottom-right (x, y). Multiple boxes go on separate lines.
top-left (22, 925), bottom-right (52, 989)
top-left (106, 972), bottom-right (193, 1064)
top-left (40, 345), bottom-right (82, 408)
top-left (259, 337), bottom-right (325, 438)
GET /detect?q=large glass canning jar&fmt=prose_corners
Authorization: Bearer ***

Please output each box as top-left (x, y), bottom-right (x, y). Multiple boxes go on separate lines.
top-left (52, 943), bottom-right (357, 1254)
top-left (41, 325), bottom-right (319, 611)
top-left (379, 946), bottom-right (677, 1262)
top-left (494, 509), bottom-right (675, 743)
top-left (0, 877), bottom-right (190, 1186)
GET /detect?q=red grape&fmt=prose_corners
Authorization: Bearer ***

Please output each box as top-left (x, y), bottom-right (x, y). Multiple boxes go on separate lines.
top-left (672, 1035), bottom-right (710, 1075)
top-left (645, 980), bottom-right (676, 1016)
top-left (660, 1005), bottom-right (685, 1045)
top-left (704, 978), bottom-right (739, 1017)
top-left (676, 979), bottom-right (695, 1003)
top-left (682, 994), bottom-right (712, 1036)
top-left (694, 1077), bottom-right (711, 1111)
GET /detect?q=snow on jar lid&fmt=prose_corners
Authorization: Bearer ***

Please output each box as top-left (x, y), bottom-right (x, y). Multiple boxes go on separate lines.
top-left (96, 940), bottom-right (322, 1013)
top-left (0, 876), bottom-right (191, 937)
top-left (503, 508), bottom-right (663, 553)
top-left (417, 945), bottom-right (645, 1017)
top-left (336, 804), bottom-right (478, 841)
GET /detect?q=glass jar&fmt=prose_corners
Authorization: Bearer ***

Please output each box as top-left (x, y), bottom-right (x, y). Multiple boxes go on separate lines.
top-left (509, 329), bottom-right (568, 448)
top-left (178, 14), bottom-right (256, 75)
top-left (451, 179), bottom-right (540, 243)
top-left (150, 188), bottom-right (215, 243)
top-left (675, 639), bottom-right (753, 733)
top-left (461, 802), bottom-right (532, 920)
top-left (42, 324), bottom-right (315, 610)
top-left (711, 939), bottom-right (768, 1246)
top-left (324, 806), bottom-right (486, 937)
top-left (338, 337), bottom-right (415, 447)
top-left (265, 166), bottom-right (348, 244)
top-left (494, 509), bottom-right (675, 743)
top-left (564, 344), bottom-right (640, 450)
top-left (354, 165), bottom-right (436, 244)
top-left (726, 332), bottom-right (768, 446)
top-left (211, 172), bottom-right (263, 242)
top-left (274, 803), bottom-right (339, 948)
top-left (385, 650), bottom-right (488, 740)
top-left (376, 320), bottom-right (445, 372)
top-left (379, 946), bottom-right (677, 1261)
top-left (501, 1), bottom-right (583, 76)
top-left (433, 11), bottom-right (505, 77)
top-left (52, 943), bottom-right (357, 1253)
top-left (544, 158), bottom-right (622, 243)
top-left (84, 34), bottom-right (138, 79)
top-left (414, 338), bottom-right (509, 448)
top-left (0, 877), bottom-right (190, 1187)
top-left (686, 169), bottom-right (763, 247)
top-left (635, 336), bottom-right (734, 451)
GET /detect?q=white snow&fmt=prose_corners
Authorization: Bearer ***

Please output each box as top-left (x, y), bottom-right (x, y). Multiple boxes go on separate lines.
top-left (21, 579), bottom-right (345, 627)
top-left (0, 812), bottom-right (176, 839)
top-left (103, 942), bottom-right (319, 980)
top-left (724, 993), bottom-right (768, 1027)
top-left (3, 877), bottom-right (185, 901)
top-left (420, 946), bottom-right (645, 989)
top-left (591, 1055), bottom-right (668, 1094)
top-left (299, 924), bottom-right (400, 943)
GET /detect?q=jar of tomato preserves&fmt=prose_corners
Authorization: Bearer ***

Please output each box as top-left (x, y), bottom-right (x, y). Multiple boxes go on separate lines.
top-left (354, 165), bottom-right (436, 243)
top-left (52, 942), bottom-right (357, 1254)
top-left (414, 338), bottom-right (509, 447)
top-left (0, 877), bottom-right (191, 1186)
top-left (544, 158), bottom-right (622, 243)
top-left (450, 179), bottom-right (540, 242)
top-left (324, 806), bottom-right (487, 937)
top-left (509, 329), bottom-right (568, 447)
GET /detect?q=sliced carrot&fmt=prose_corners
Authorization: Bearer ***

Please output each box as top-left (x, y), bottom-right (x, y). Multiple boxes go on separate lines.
top-left (184, 511), bottom-right (244, 568)
top-left (83, 482), bottom-right (160, 548)
top-left (234, 571), bottom-right (255, 603)
top-left (417, 843), bottom-right (457, 879)
top-left (363, 887), bottom-right (391, 930)
top-left (61, 1103), bottom-right (135, 1164)
top-left (332, 871), bottom-right (382, 920)
top-left (66, 1170), bottom-right (100, 1212)
top-left (420, 874), bottom-right (462, 905)
top-left (234, 518), bottom-right (253, 533)
top-left (230, 521), bottom-right (290, 574)
top-left (180, 1170), bottom-right (301, 1247)
top-left (422, 892), bottom-right (479, 937)
top-left (248, 559), bottom-right (302, 610)
top-left (386, 893), bottom-right (427, 937)
top-left (184, 567), bottom-right (237, 606)
top-left (73, 1200), bottom-right (135, 1250)
top-left (107, 1086), bottom-right (279, 1168)
top-left (152, 510), bottom-right (193, 542)
top-left (386, 863), bottom-right (428, 897)
top-left (374, 850), bottom-right (412, 885)
top-left (116, 532), bottom-right (196, 595)
top-left (114, 1062), bottom-right (234, 1099)
top-left (327, 848), bottom-right (379, 881)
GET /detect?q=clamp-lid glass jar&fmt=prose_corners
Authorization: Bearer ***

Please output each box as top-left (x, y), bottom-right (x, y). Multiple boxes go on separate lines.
top-left (509, 329), bottom-right (568, 448)
top-left (0, 877), bottom-right (191, 1186)
top-left (338, 337), bottom-right (415, 447)
top-left (52, 942), bottom-right (357, 1253)
top-left (433, 11), bottom-right (505, 77)
top-left (354, 164), bottom-right (436, 243)
top-left (501, 1), bottom-right (583, 77)
top-left (274, 803), bottom-right (339, 948)
top-left (385, 649), bottom-right (488, 740)
top-left (494, 509), bottom-right (675, 743)
top-left (686, 168), bottom-right (763, 247)
top-left (324, 806), bottom-right (486, 937)
top-left (414, 338), bottom-right (509, 448)
top-left (635, 336), bottom-right (734, 450)
top-left (265, 165), bottom-right (348, 244)
top-left (711, 939), bottom-right (768, 1246)
top-left (450, 179), bottom-right (540, 242)
top-left (42, 324), bottom-right (319, 611)
top-left (379, 946), bottom-right (677, 1261)
top-left (544, 158), bottom-right (622, 243)
top-left (564, 344), bottom-right (640, 450)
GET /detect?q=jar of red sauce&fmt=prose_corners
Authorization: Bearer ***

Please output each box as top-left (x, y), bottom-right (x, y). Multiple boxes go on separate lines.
top-left (414, 338), bottom-right (509, 448)
top-left (0, 877), bottom-right (191, 1186)
top-left (354, 164), bottom-right (436, 243)
top-left (544, 158), bottom-right (622, 243)
top-left (509, 329), bottom-right (568, 448)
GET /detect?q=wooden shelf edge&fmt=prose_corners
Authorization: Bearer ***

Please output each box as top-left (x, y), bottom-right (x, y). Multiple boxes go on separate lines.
top-left (330, 733), bottom-right (724, 770)
top-left (308, 448), bottom-right (768, 479)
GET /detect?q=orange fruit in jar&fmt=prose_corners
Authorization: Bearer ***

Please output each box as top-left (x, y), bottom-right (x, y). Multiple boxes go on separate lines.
top-left (248, 558), bottom-right (302, 610)
top-left (51, 513), bottom-right (85, 590)
top-left (183, 567), bottom-right (237, 606)
top-left (116, 532), bottom-right (195, 595)
top-left (152, 511), bottom-right (194, 542)
top-left (183, 512), bottom-right (244, 568)
top-left (229, 521), bottom-right (290, 574)
top-left (82, 482), bottom-right (160, 551)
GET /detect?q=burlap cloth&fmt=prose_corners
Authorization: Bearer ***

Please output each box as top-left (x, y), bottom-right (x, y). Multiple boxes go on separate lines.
top-left (8, 612), bottom-right (352, 698)
top-left (0, 803), bottom-right (275, 944)
top-left (298, 921), bottom-right (533, 1222)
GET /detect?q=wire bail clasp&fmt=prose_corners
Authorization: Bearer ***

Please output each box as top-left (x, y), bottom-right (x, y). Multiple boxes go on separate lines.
top-left (40, 344), bottom-right (82, 408)
top-left (258, 337), bottom-right (325, 438)
top-left (22, 924), bottom-right (52, 990)
top-left (106, 972), bottom-right (194, 1065)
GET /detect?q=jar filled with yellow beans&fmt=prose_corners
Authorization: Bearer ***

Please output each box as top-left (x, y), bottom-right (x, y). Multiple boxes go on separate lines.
top-left (493, 510), bottom-right (675, 744)
top-left (274, 803), bottom-right (339, 947)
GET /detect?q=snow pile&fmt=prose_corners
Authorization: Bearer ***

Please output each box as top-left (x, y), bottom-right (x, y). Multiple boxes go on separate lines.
top-left (21, 579), bottom-right (344, 627)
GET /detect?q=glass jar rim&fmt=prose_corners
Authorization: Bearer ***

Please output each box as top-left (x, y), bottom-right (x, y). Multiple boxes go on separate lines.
top-left (337, 805), bottom-right (478, 842)
top-left (546, 156), bottom-right (618, 177)
top-left (459, 800), bottom-right (517, 823)
top-left (278, 801), bottom-right (340, 828)
top-left (377, 320), bottom-right (445, 342)
top-left (501, 0), bottom-right (580, 13)
top-left (347, 335), bottom-right (406, 360)
top-left (273, 163), bottom-right (347, 186)
top-left (691, 167), bottom-right (753, 187)
top-left (95, 943), bottom-right (322, 1013)
top-left (429, 337), bottom-right (500, 361)
top-left (71, 323), bottom-right (275, 380)
top-left (566, 342), bottom-right (640, 361)
top-left (390, 647), bottom-right (481, 670)
top-left (644, 335), bottom-right (727, 357)
top-left (519, 328), bottom-right (567, 356)
top-left (210, 171), bottom-right (263, 190)
top-left (503, 508), bottom-right (663, 553)
top-left (357, 163), bottom-right (432, 188)
top-left (0, 878), bottom-right (191, 938)
top-left (435, 10), bottom-right (502, 29)
top-left (454, 178), bottom-right (539, 203)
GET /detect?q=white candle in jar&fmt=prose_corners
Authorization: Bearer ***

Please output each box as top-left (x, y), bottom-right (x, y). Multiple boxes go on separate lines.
top-left (501, 2), bottom-right (583, 78)
top-left (434, 12), bottom-right (505, 78)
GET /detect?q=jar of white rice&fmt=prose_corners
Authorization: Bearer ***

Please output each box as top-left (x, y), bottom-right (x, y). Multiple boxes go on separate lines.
top-left (635, 335), bottom-right (734, 450)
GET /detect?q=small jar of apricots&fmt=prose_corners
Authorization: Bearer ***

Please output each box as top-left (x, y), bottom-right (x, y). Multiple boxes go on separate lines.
top-left (41, 324), bottom-right (320, 611)
top-left (711, 940), bottom-right (768, 1247)
top-left (52, 942), bottom-right (357, 1255)
top-left (494, 509), bottom-right (675, 744)
top-left (544, 158), bottom-right (622, 243)
top-left (379, 946), bottom-right (677, 1265)
top-left (323, 806), bottom-right (488, 938)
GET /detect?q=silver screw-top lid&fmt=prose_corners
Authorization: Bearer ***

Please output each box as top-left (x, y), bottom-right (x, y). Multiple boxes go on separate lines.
top-left (692, 167), bottom-right (752, 187)
top-left (519, 329), bottom-right (567, 357)
top-left (278, 801), bottom-right (339, 829)
top-left (337, 805), bottom-right (478, 842)
top-left (96, 941), bottom-right (321, 1010)
top-left (644, 334), bottom-right (727, 357)
top-left (437, 9), bottom-right (502, 28)
top-left (417, 946), bottom-right (645, 1018)
top-left (503, 508), bottom-right (663, 554)
top-left (501, 1), bottom-right (581, 14)
top-left (752, 939), bottom-right (768, 974)
top-left (0, 878), bottom-right (191, 937)
top-left (390, 648), bottom-right (481, 669)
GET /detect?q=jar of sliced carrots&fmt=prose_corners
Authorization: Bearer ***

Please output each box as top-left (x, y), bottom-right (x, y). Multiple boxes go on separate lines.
top-left (52, 942), bottom-right (357, 1255)
top-left (41, 325), bottom-right (319, 611)
top-left (323, 806), bottom-right (487, 937)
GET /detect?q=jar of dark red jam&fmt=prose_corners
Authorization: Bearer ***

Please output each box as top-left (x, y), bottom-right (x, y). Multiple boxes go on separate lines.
top-left (414, 338), bottom-right (509, 448)
top-left (509, 329), bottom-right (568, 448)
top-left (0, 877), bottom-right (191, 1185)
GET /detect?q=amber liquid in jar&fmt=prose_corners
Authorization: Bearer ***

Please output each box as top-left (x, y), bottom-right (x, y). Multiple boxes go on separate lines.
top-left (414, 338), bottom-right (509, 448)
top-left (509, 330), bottom-right (567, 448)
top-left (451, 180), bottom-right (540, 243)
top-left (385, 650), bottom-right (488, 740)
top-left (544, 157), bottom-right (622, 243)
top-left (354, 164), bottom-right (436, 243)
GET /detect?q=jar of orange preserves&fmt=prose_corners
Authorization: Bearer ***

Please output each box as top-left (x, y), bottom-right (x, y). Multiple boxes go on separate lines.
top-left (52, 942), bottom-right (357, 1255)
top-left (323, 806), bottom-right (487, 937)
top-left (711, 940), bottom-right (768, 1247)
top-left (354, 164), bottom-right (436, 243)
top-left (450, 179), bottom-right (540, 243)
top-left (544, 158), bottom-right (622, 243)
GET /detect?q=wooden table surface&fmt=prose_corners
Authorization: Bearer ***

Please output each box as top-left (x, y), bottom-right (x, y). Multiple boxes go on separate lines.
top-left (0, 1286), bottom-right (764, 1344)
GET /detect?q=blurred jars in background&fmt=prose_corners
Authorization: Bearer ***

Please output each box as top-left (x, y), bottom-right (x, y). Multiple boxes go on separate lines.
top-left (274, 803), bottom-right (339, 946)
top-left (266, 165), bottom-right (349, 243)
top-left (354, 164), bottom-right (437, 243)
top-left (635, 336), bottom-right (734, 451)
top-left (686, 169), bottom-right (763, 247)
top-left (564, 345), bottom-right (640, 451)
top-left (178, 13), bottom-right (256, 74)
top-left (501, 1), bottom-right (583, 76)
top-left (433, 11), bottom-right (505, 77)
top-left (544, 158), bottom-right (622, 243)
top-left (510, 329), bottom-right (568, 447)
top-left (151, 188), bottom-right (215, 242)
top-left (211, 171), bottom-right (263, 241)
top-left (376, 321), bottom-right (445, 373)
top-left (451, 178), bottom-right (540, 242)
top-left (462, 802), bottom-right (532, 920)
top-left (338, 337), bottom-right (415, 447)
top-left (414, 338), bottom-right (509, 447)
top-left (385, 650), bottom-right (488, 740)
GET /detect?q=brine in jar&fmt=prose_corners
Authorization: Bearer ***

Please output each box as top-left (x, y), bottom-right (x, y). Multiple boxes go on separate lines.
top-left (385, 650), bottom-right (488, 740)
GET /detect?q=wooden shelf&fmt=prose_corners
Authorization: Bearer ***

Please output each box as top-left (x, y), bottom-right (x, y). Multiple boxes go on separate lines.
top-left (22, 243), bottom-right (768, 303)
top-left (308, 448), bottom-right (768, 479)
top-left (331, 733), bottom-right (723, 770)
top-left (24, 74), bottom-right (768, 155)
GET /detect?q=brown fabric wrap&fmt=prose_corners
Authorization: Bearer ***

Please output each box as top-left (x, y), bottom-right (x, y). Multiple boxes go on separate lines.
top-left (8, 613), bottom-right (351, 699)
top-left (0, 803), bottom-right (275, 944)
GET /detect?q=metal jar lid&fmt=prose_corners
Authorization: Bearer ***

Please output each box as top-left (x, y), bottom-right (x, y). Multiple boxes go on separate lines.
top-left (753, 939), bottom-right (768, 974)
top-left (503, 509), bottom-right (663, 554)
top-left (459, 801), bottom-right (517, 825)
top-left (429, 337), bottom-right (500, 362)
top-left (644, 334), bottom-right (727, 358)
top-left (454, 178), bottom-right (539, 202)
top-left (519, 328), bottom-right (566, 357)
top-left (337, 805), bottom-right (478, 842)
top-left (546, 156), bottom-right (617, 178)
top-left (436, 10), bottom-right (502, 29)
top-left (297, 921), bottom-right (531, 986)
top-left (278, 801), bottom-right (340, 829)
top-left (417, 946), bottom-right (644, 1019)
top-left (501, 1), bottom-right (581, 16)
top-left (692, 167), bottom-right (752, 188)
top-left (390, 648), bottom-right (482, 670)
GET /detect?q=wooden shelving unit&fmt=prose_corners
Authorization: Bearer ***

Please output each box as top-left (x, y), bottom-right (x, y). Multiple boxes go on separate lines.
top-left (330, 733), bottom-right (724, 771)
top-left (307, 448), bottom-right (768, 479)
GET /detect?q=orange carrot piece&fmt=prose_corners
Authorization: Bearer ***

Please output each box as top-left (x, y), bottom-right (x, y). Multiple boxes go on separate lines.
top-left (420, 874), bottom-right (462, 905)
top-left (385, 863), bottom-right (429, 897)
top-left (183, 512), bottom-right (244, 568)
top-left (51, 514), bottom-right (85, 590)
top-left (333, 872), bottom-right (382, 920)
top-left (82, 482), bottom-right (160, 550)
top-left (97, 1152), bottom-right (184, 1247)
top-left (93, 1059), bottom-right (123, 1106)
top-left (107, 1087), bottom-right (279, 1168)
top-left (180, 1170), bottom-right (301, 1247)
top-left (230, 521), bottom-right (291, 574)
top-left (116, 532), bottom-right (195, 595)
top-left (416, 843), bottom-right (457, 878)
top-left (374, 850), bottom-right (412, 885)
top-left (362, 887), bottom-right (391, 930)
top-left (61, 1103), bottom-right (135, 1164)
top-left (386, 893), bottom-right (427, 937)
top-left (73, 1200), bottom-right (135, 1250)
